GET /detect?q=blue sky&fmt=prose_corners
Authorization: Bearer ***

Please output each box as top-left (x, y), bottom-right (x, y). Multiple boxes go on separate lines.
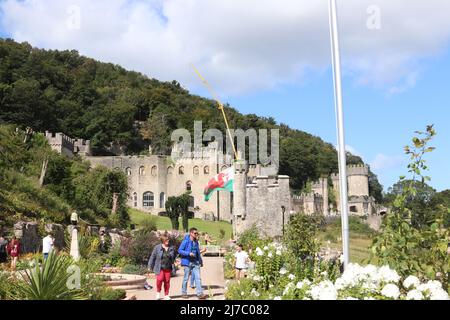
top-left (0, 0), bottom-right (449, 192)
top-left (217, 51), bottom-right (450, 192)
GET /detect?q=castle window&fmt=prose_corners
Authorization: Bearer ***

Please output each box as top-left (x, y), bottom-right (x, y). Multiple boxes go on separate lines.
top-left (133, 192), bottom-right (137, 207)
top-left (160, 192), bottom-right (165, 209)
top-left (204, 166), bottom-right (210, 175)
top-left (126, 168), bottom-right (132, 176)
top-left (151, 166), bottom-right (157, 177)
top-left (193, 166), bottom-right (199, 175)
top-left (350, 206), bottom-right (358, 213)
top-left (139, 166), bottom-right (145, 176)
top-left (221, 165), bottom-right (228, 172)
top-left (179, 166), bottom-right (185, 175)
top-left (186, 181), bottom-right (192, 192)
top-left (143, 192), bottom-right (154, 208)
top-left (167, 166), bottom-right (174, 175)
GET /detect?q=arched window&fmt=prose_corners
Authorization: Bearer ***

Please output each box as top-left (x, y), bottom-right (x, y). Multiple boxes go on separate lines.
top-left (126, 168), bottom-right (132, 176)
top-left (151, 166), bottom-right (157, 176)
top-left (143, 192), bottom-right (154, 208)
top-left (133, 192), bottom-right (137, 207)
top-left (167, 166), bottom-right (174, 175)
top-left (193, 166), bottom-right (199, 175)
top-left (221, 165), bottom-right (228, 171)
top-left (139, 166), bottom-right (145, 176)
top-left (204, 166), bottom-right (210, 175)
top-left (179, 166), bottom-right (185, 175)
top-left (186, 181), bottom-right (192, 191)
top-left (160, 192), bottom-right (165, 209)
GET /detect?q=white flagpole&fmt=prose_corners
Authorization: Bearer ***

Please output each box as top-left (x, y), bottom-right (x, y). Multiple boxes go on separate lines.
top-left (328, 0), bottom-right (350, 269)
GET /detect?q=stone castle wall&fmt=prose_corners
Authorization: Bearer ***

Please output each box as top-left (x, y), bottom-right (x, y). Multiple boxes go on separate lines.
top-left (85, 151), bottom-right (233, 222)
top-left (233, 160), bottom-right (291, 238)
top-left (45, 131), bottom-right (91, 157)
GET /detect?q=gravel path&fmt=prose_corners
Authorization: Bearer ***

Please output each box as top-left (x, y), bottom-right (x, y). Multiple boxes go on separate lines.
top-left (126, 256), bottom-right (226, 300)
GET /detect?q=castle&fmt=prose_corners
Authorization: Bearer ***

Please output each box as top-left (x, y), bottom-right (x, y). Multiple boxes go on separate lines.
top-left (292, 164), bottom-right (377, 216)
top-left (45, 132), bottom-right (376, 237)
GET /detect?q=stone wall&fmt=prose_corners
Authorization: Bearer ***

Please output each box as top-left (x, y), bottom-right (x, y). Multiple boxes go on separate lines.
top-left (234, 163), bottom-right (291, 238)
top-left (14, 221), bottom-right (40, 254)
top-left (85, 146), bottom-right (233, 222)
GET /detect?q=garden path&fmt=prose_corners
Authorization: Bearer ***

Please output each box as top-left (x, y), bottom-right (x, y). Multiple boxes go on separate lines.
top-left (125, 256), bottom-right (226, 300)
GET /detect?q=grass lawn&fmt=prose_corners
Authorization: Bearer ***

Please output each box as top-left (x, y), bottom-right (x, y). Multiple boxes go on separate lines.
top-left (129, 208), bottom-right (233, 245)
top-left (317, 217), bottom-right (376, 265)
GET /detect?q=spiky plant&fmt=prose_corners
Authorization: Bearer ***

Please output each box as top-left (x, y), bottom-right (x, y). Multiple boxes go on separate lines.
top-left (13, 251), bottom-right (87, 300)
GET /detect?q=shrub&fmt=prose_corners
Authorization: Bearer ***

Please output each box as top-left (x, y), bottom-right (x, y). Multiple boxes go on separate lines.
top-left (371, 125), bottom-right (450, 289)
top-left (238, 225), bottom-right (269, 254)
top-left (219, 228), bottom-right (226, 240)
top-left (121, 231), bottom-right (160, 265)
top-left (12, 251), bottom-right (87, 300)
top-left (0, 273), bottom-right (20, 300)
top-left (122, 264), bottom-right (148, 275)
top-left (104, 243), bottom-right (132, 268)
top-left (283, 213), bottom-right (322, 259)
top-left (140, 217), bottom-right (157, 233)
top-left (95, 287), bottom-right (127, 300)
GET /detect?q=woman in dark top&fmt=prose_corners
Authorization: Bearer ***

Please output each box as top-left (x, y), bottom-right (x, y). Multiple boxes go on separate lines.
top-left (148, 235), bottom-right (176, 300)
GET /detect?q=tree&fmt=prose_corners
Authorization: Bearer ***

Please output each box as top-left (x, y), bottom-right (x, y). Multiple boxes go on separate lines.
top-left (165, 193), bottom-right (191, 232)
top-left (165, 197), bottom-right (180, 231)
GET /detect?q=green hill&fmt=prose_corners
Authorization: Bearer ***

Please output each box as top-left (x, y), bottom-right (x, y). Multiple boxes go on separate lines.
top-left (0, 125), bottom-right (129, 229)
top-left (0, 38), bottom-right (382, 197)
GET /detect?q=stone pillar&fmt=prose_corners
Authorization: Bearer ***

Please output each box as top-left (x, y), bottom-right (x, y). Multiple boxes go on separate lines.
top-left (70, 227), bottom-right (80, 261)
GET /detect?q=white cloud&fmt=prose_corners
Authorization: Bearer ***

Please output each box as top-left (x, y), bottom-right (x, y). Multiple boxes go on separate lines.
top-left (1, 0), bottom-right (450, 96)
top-left (370, 154), bottom-right (404, 171)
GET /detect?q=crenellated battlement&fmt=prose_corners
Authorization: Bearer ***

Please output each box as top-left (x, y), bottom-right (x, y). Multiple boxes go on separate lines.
top-left (44, 131), bottom-right (91, 157)
top-left (346, 164), bottom-right (369, 176)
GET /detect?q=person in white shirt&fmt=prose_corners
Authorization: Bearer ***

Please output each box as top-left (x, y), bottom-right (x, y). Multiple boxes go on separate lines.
top-left (234, 244), bottom-right (250, 280)
top-left (42, 233), bottom-right (54, 261)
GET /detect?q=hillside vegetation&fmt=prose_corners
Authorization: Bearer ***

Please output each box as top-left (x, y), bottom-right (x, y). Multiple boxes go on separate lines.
top-left (0, 125), bottom-right (129, 229)
top-left (0, 38), bottom-right (383, 196)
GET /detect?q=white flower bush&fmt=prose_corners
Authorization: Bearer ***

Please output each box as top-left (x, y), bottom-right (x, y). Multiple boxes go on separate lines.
top-left (226, 240), bottom-right (449, 301)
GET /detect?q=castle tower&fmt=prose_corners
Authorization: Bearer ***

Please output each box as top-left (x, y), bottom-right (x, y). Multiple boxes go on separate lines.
top-left (312, 176), bottom-right (329, 215)
top-left (347, 164), bottom-right (369, 197)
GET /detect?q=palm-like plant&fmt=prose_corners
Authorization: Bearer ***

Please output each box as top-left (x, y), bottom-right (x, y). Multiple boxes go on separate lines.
top-left (13, 251), bottom-right (87, 300)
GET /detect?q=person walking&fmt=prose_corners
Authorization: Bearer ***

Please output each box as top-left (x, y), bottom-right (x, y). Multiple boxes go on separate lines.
top-left (234, 244), bottom-right (250, 280)
top-left (148, 234), bottom-right (176, 300)
top-left (204, 232), bottom-right (212, 245)
top-left (178, 228), bottom-right (208, 300)
top-left (0, 234), bottom-right (8, 265)
top-left (42, 233), bottom-right (54, 261)
top-left (7, 236), bottom-right (20, 271)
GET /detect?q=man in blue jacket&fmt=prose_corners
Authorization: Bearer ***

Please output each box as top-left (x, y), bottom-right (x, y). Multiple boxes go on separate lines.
top-left (178, 227), bottom-right (208, 299)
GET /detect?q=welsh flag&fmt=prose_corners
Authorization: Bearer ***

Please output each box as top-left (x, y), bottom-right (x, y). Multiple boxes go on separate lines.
top-left (204, 166), bottom-right (234, 201)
